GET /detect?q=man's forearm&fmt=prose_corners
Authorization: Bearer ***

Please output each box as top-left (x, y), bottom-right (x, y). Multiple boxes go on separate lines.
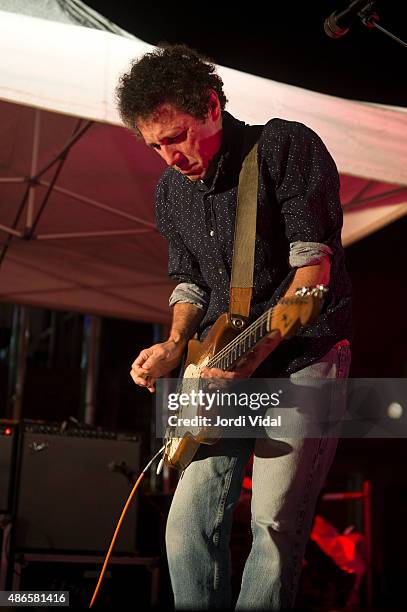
top-left (168, 302), bottom-right (206, 347)
top-left (284, 259), bottom-right (330, 298)
top-left (251, 260), bottom-right (330, 363)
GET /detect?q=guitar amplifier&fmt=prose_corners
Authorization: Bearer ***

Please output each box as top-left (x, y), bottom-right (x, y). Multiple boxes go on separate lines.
top-left (12, 422), bottom-right (141, 554)
top-left (0, 421), bottom-right (18, 514)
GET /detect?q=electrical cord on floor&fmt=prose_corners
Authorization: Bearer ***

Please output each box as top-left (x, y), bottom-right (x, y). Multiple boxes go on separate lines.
top-left (89, 444), bottom-right (165, 608)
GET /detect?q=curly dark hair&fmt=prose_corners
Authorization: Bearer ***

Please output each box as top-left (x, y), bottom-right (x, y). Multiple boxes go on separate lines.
top-left (116, 44), bottom-right (228, 134)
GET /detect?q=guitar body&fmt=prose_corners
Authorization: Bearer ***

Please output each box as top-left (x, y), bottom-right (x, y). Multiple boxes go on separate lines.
top-left (162, 287), bottom-right (327, 472)
top-left (184, 313), bottom-right (239, 370)
top-left (163, 314), bottom-right (239, 472)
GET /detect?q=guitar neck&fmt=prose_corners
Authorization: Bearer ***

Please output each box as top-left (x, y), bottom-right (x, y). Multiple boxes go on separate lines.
top-left (206, 288), bottom-right (326, 373)
top-left (207, 309), bottom-right (271, 372)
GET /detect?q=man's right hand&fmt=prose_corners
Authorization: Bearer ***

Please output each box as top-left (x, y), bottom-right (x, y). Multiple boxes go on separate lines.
top-left (130, 339), bottom-right (186, 393)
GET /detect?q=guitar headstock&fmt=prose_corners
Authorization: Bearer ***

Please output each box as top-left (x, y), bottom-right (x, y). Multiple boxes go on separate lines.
top-left (269, 285), bottom-right (328, 338)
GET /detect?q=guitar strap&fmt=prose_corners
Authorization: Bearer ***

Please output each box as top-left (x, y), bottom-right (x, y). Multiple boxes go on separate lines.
top-left (229, 125), bottom-right (263, 328)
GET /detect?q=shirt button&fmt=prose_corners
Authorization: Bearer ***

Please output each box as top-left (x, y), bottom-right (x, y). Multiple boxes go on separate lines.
top-left (210, 230), bottom-right (215, 237)
top-left (218, 267), bottom-right (222, 274)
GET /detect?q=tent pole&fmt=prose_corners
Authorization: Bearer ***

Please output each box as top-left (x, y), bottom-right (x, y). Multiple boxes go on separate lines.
top-left (26, 109), bottom-right (41, 233)
top-left (0, 186), bottom-right (30, 268)
top-left (36, 228), bottom-right (153, 240)
top-left (81, 315), bottom-right (101, 426)
top-left (26, 120), bottom-right (94, 239)
top-left (0, 224), bottom-right (23, 238)
top-left (33, 119), bottom-right (93, 181)
top-left (7, 305), bottom-right (29, 421)
top-left (344, 187), bottom-right (407, 211)
top-left (0, 178), bottom-right (25, 184)
top-left (37, 180), bottom-right (157, 228)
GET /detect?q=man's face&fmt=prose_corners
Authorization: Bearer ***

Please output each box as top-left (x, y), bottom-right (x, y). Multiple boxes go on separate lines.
top-left (137, 92), bottom-right (223, 181)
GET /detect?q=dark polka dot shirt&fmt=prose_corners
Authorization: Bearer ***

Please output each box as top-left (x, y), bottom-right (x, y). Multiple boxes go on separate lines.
top-left (156, 112), bottom-right (352, 375)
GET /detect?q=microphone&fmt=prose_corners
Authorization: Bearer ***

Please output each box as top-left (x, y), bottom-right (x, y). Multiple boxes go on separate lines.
top-left (324, 0), bottom-right (374, 38)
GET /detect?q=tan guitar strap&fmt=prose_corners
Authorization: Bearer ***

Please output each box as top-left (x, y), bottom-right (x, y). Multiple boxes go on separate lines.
top-left (229, 125), bottom-right (262, 326)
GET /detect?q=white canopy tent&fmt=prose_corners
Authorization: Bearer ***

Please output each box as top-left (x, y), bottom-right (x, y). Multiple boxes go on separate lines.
top-left (1, 5), bottom-right (406, 324)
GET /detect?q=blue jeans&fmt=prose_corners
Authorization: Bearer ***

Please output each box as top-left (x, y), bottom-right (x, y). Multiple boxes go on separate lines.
top-left (165, 340), bottom-right (351, 610)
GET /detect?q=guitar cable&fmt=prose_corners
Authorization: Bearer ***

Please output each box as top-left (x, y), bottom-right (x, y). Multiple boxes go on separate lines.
top-left (89, 444), bottom-right (165, 608)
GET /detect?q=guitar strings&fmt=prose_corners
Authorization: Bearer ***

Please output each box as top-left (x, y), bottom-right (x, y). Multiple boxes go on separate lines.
top-left (206, 296), bottom-right (311, 370)
top-left (207, 309), bottom-right (273, 369)
top-left (208, 305), bottom-right (283, 368)
top-left (208, 321), bottom-right (267, 369)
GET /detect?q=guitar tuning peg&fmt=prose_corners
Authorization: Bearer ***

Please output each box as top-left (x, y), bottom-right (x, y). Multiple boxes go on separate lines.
top-left (295, 285), bottom-right (329, 298)
top-left (295, 286), bottom-right (308, 297)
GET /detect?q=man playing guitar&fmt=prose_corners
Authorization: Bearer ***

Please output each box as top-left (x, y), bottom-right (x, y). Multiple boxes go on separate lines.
top-left (118, 44), bottom-right (351, 610)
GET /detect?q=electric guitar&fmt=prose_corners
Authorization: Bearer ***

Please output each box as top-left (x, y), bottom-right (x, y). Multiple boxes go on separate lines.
top-left (162, 286), bottom-right (328, 471)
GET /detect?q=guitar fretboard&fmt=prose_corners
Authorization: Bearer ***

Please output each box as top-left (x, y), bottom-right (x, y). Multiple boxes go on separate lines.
top-left (206, 294), bottom-right (316, 372)
top-left (207, 310), bottom-right (271, 371)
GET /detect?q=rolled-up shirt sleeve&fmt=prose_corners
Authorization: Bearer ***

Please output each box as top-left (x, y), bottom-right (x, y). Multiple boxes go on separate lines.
top-left (168, 282), bottom-right (210, 310)
top-left (289, 241), bottom-right (333, 268)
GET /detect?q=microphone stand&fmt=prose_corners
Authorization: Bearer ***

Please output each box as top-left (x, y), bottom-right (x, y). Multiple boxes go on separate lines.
top-left (359, 3), bottom-right (406, 48)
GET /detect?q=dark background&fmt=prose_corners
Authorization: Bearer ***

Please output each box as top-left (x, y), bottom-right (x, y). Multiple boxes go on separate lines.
top-left (0, 1), bottom-right (406, 607)
top-left (83, 0), bottom-right (405, 106)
